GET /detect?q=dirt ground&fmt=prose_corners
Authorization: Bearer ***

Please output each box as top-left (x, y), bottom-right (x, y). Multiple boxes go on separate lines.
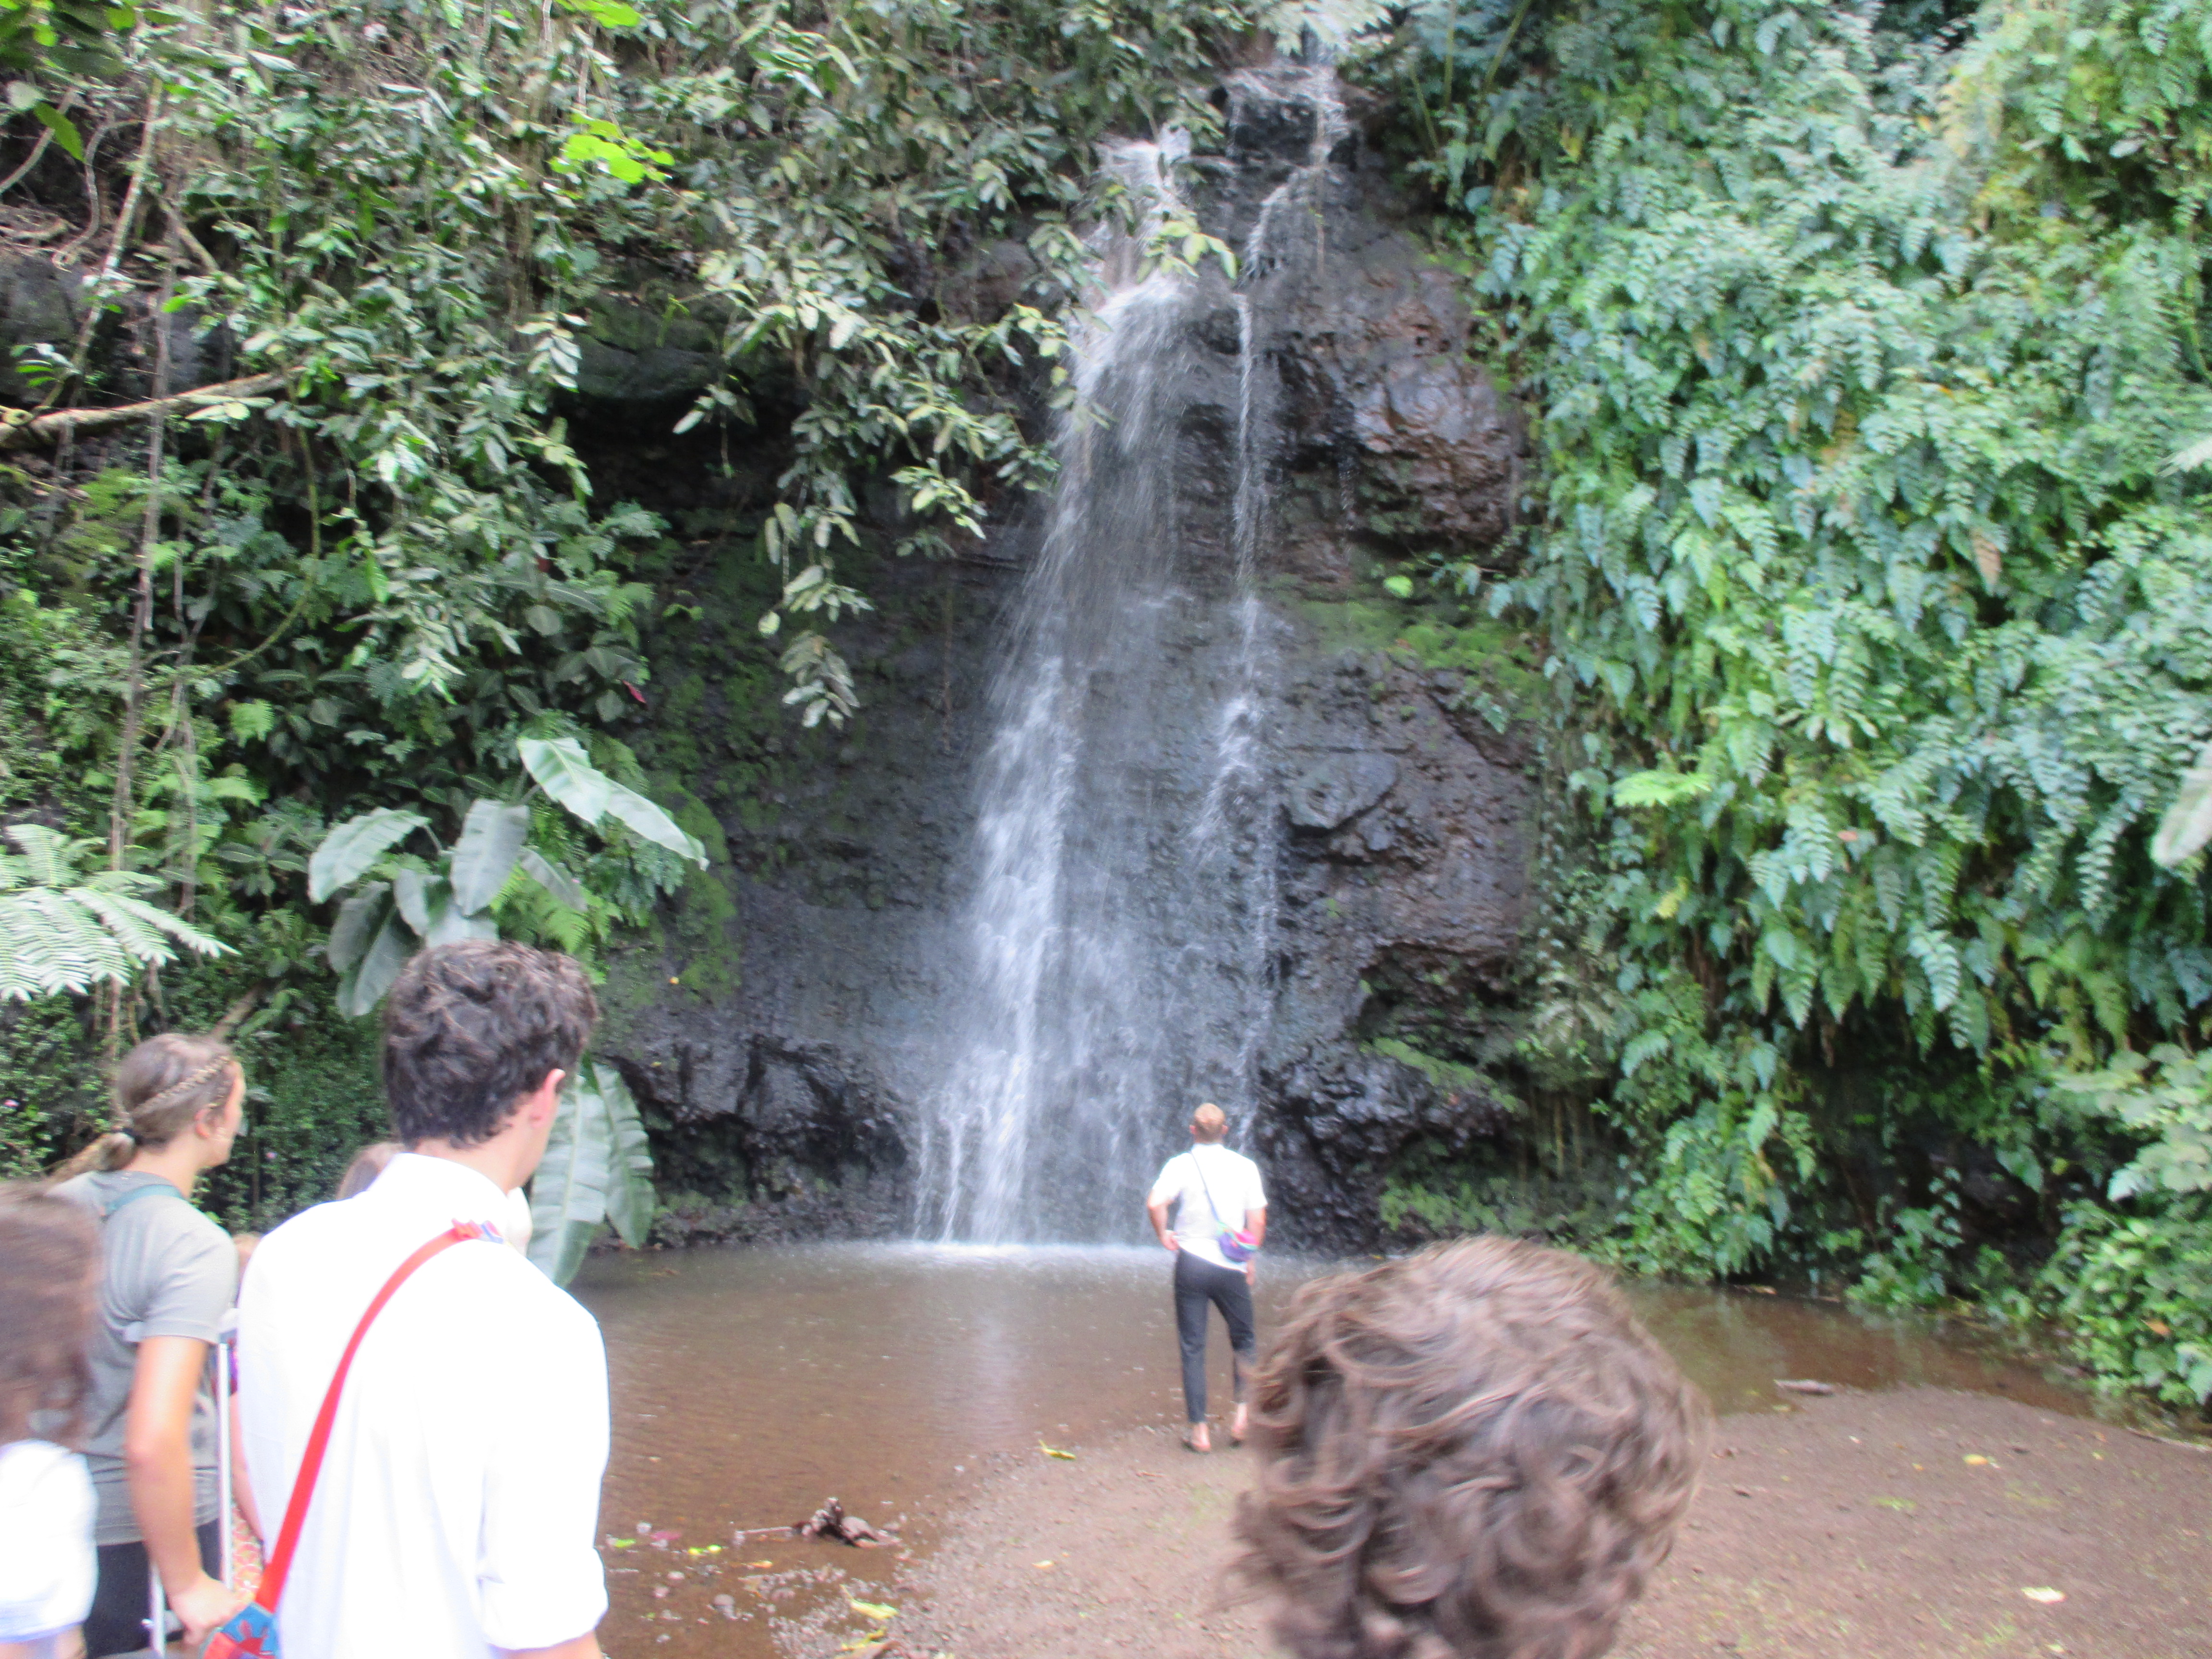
top-left (848, 1388), bottom-right (2212, 1659)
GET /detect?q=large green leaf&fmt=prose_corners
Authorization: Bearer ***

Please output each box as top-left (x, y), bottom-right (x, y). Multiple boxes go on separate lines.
top-left (597, 1062), bottom-right (657, 1247)
top-left (390, 868), bottom-right (434, 935)
top-left (325, 883), bottom-right (393, 974)
top-left (528, 1069), bottom-right (611, 1284)
top-left (451, 800), bottom-right (531, 914)
top-left (602, 782), bottom-right (707, 867)
top-left (526, 1058), bottom-right (657, 1284)
top-left (308, 809), bottom-right (429, 903)
top-left (337, 907), bottom-right (414, 1017)
top-left (517, 847), bottom-right (588, 911)
top-left (422, 898), bottom-right (499, 947)
top-left (518, 737), bottom-right (705, 866)
top-left (517, 737), bottom-right (613, 828)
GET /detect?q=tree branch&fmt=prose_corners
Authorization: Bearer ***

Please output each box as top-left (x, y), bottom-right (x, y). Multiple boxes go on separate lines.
top-left (0, 372), bottom-right (288, 448)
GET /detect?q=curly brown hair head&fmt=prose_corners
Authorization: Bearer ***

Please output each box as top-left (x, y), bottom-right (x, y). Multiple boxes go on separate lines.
top-left (0, 1182), bottom-right (101, 1448)
top-left (382, 940), bottom-right (597, 1147)
top-left (1237, 1238), bottom-right (1707, 1659)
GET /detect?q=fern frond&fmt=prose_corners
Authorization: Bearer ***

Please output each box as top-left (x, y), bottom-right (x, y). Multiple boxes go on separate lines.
top-left (0, 880), bottom-right (230, 1001)
top-left (5, 824), bottom-right (99, 888)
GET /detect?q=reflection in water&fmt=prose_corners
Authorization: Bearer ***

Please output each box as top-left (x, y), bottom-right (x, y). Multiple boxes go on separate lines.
top-left (574, 1244), bottom-right (2089, 1659)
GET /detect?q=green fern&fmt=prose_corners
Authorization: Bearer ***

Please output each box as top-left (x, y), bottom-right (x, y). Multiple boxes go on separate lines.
top-left (0, 826), bottom-right (230, 1001)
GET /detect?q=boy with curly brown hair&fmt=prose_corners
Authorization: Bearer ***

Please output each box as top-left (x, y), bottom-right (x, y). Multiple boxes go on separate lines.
top-left (1237, 1237), bottom-right (1706, 1659)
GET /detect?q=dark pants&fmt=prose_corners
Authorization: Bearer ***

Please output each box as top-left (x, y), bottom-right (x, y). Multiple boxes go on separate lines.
top-left (1175, 1249), bottom-right (1256, 1425)
top-left (84, 1519), bottom-right (223, 1658)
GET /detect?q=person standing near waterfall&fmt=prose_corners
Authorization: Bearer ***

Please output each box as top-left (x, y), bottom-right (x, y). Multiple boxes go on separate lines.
top-left (1146, 1103), bottom-right (1267, 1453)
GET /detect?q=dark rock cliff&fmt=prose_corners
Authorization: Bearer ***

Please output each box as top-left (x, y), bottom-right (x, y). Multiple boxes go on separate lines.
top-left (584, 70), bottom-right (1538, 1252)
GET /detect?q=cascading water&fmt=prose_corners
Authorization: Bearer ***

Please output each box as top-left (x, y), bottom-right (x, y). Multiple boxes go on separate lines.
top-left (916, 70), bottom-right (1346, 1244)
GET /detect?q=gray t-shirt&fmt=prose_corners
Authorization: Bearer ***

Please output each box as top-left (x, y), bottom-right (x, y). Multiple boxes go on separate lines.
top-left (52, 1170), bottom-right (235, 1544)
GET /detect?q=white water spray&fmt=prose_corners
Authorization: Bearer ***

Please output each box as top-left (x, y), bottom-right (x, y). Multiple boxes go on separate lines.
top-left (917, 70), bottom-right (1346, 1243)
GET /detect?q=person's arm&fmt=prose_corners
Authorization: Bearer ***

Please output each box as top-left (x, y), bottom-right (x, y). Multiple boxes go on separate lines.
top-left (122, 1336), bottom-right (242, 1643)
top-left (0, 1639), bottom-right (81, 1659)
top-left (480, 1299), bottom-right (610, 1658)
top-left (228, 1390), bottom-right (263, 1541)
top-left (1241, 1204), bottom-right (1267, 1282)
top-left (1146, 1194), bottom-right (1179, 1250)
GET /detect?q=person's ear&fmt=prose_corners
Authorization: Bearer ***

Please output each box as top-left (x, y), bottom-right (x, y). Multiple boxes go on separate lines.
top-left (521, 1068), bottom-right (568, 1126)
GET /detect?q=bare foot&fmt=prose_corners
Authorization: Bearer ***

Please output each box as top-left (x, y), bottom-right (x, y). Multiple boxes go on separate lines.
top-left (1229, 1404), bottom-right (1249, 1445)
top-left (1186, 1423), bottom-right (1212, 1453)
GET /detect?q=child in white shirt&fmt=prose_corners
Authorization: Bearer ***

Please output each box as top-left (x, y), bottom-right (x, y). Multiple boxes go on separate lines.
top-left (0, 1183), bottom-right (102, 1657)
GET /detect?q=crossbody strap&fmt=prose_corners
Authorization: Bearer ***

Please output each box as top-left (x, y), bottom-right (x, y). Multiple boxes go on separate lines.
top-left (1190, 1154), bottom-right (1229, 1235)
top-left (254, 1221), bottom-right (496, 1610)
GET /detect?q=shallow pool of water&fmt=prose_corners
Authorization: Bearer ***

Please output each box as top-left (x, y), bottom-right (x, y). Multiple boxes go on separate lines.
top-left (573, 1243), bottom-right (2087, 1657)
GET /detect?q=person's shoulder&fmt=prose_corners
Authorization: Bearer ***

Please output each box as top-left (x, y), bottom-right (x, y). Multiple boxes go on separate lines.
top-left (0, 1439), bottom-right (91, 1506)
top-left (151, 1190), bottom-right (230, 1249)
top-left (46, 1170), bottom-right (113, 1215)
top-left (245, 1199), bottom-right (354, 1281)
top-left (457, 1241), bottom-right (601, 1337)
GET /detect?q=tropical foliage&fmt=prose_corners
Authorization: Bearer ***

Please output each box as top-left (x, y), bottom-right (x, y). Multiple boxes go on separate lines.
top-left (0, 821), bottom-right (226, 1000)
top-left (0, 0), bottom-right (1259, 1196)
top-left (301, 737), bottom-right (700, 1279)
top-left (1361, 0), bottom-right (2212, 1399)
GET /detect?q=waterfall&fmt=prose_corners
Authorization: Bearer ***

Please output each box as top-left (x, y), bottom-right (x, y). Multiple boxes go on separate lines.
top-left (916, 71), bottom-right (1344, 1244)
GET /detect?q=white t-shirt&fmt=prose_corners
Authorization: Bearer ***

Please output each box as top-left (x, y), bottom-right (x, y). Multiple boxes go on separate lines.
top-left (1149, 1144), bottom-right (1267, 1270)
top-left (0, 1439), bottom-right (95, 1647)
top-left (239, 1153), bottom-right (609, 1659)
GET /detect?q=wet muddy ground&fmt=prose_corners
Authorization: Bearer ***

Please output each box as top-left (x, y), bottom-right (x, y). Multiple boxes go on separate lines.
top-left (892, 1390), bottom-right (2212, 1659)
top-left (573, 1242), bottom-right (2128, 1659)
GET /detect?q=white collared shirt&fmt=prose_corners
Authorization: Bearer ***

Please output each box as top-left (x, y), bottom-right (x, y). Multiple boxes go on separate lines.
top-left (238, 1154), bottom-right (609, 1658)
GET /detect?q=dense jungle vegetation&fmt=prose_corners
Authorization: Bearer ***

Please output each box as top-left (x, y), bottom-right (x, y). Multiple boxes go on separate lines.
top-left (5, 0), bottom-right (2212, 1407)
top-left (1367, 0), bottom-right (2212, 1407)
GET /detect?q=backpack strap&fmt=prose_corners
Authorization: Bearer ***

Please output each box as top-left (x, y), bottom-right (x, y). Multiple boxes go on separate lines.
top-left (100, 1178), bottom-right (185, 1221)
top-left (253, 1222), bottom-right (498, 1611)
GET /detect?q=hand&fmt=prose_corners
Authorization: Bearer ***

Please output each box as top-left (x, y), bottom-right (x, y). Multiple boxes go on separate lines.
top-left (1159, 1233), bottom-right (1179, 1252)
top-left (165, 1569), bottom-right (246, 1648)
top-left (1244, 1262), bottom-right (1256, 1286)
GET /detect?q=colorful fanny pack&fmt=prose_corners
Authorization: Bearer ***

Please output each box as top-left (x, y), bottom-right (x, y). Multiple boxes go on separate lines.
top-left (206, 1220), bottom-right (499, 1658)
top-left (1193, 1160), bottom-right (1258, 1264)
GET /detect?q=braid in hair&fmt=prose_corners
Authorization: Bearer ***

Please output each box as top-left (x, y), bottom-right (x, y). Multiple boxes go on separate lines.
top-left (50, 1033), bottom-right (239, 1179)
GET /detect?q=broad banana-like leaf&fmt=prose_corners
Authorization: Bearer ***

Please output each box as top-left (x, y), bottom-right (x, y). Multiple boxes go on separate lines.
top-left (2153, 739), bottom-right (2212, 867)
top-left (598, 1063), bottom-right (656, 1248)
top-left (519, 736), bottom-right (705, 866)
top-left (517, 847), bottom-right (588, 911)
top-left (527, 1058), bottom-right (657, 1285)
top-left (602, 782), bottom-right (708, 868)
top-left (325, 883), bottom-right (393, 973)
top-left (451, 800), bottom-right (531, 914)
top-left (517, 737), bottom-right (613, 828)
top-left (390, 867), bottom-right (434, 934)
top-left (308, 809), bottom-right (428, 902)
top-left (422, 899), bottom-right (498, 947)
top-left (336, 905), bottom-right (414, 1016)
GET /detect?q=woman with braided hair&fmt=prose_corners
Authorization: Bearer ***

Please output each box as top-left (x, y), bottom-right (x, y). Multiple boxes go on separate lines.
top-left (50, 1034), bottom-right (251, 1654)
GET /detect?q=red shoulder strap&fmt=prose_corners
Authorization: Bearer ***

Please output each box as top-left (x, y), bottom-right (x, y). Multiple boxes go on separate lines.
top-left (252, 1221), bottom-right (496, 1611)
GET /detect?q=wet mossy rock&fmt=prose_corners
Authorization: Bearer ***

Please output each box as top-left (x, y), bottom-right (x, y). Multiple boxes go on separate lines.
top-left (594, 81), bottom-right (1538, 1250)
top-left (573, 283), bottom-right (725, 408)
